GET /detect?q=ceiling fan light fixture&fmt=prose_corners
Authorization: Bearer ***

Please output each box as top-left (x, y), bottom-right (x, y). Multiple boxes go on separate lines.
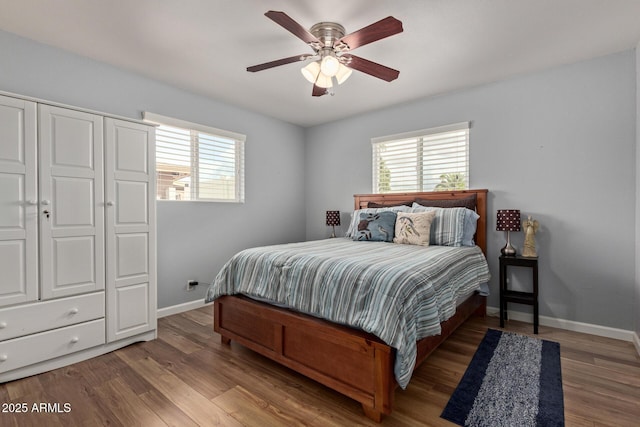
top-left (248, 11), bottom-right (403, 97)
top-left (301, 61), bottom-right (320, 84)
top-left (335, 63), bottom-right (352, 85)
top-left (320, 55), bottom-right (340, 77)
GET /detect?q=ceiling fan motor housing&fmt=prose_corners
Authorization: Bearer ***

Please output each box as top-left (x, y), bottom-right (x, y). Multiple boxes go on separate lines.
top-left (309, 22), bottom-right (346, 49)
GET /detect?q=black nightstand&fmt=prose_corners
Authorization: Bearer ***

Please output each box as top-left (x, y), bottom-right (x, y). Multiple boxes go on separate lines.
top-left (499, 255), bottom-right (539, 334)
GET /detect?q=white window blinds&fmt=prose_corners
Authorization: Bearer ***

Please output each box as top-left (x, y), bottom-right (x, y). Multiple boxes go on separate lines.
top-left (143, 112), bottom-right (245, 202)
top-left (372, 122), bottom-right (469, 193)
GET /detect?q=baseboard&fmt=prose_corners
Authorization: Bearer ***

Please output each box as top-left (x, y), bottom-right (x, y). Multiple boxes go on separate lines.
top-left (487, 306), bottom-right (636, 343)
top-left (157, 299), bottom-right (213, 318)
top-left (633, 332), bottom-right (640, 357)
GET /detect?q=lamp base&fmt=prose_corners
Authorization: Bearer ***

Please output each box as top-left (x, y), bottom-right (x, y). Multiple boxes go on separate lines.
top-left (501, 243), bottom-right (517, 256)
top-left (500, 231), bottom-right (517, 256)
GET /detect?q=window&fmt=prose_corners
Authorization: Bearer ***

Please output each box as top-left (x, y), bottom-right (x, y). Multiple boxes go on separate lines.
top-left (143, 112), bottom-right (245, 202)
top-left (372, 122), bottom-right (469, 193)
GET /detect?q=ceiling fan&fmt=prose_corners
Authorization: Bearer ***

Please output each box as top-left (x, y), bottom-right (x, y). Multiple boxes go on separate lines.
top-left (247, 11), bottom-right (403, 97)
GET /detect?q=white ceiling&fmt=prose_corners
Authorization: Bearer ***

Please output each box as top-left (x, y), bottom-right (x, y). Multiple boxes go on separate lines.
top-left (1, 1), bottom-right (639, 127)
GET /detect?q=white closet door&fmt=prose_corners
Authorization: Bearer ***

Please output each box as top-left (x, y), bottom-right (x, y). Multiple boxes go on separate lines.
top-left (105, 118), bottom-right (156, 342)
top-left (38, 105), bottom-right (104, 300)
top-left (0, 95), bottom-right (37, 307)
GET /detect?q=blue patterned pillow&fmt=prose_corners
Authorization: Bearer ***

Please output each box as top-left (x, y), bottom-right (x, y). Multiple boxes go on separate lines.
top-left (345, 205), bottom-right (409, 237)
top-left (353, 211), bottom-right (397, 242)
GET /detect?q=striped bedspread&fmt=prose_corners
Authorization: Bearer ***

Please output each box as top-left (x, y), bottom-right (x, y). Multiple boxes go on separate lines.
top-left (206, 238), bottom-right (491, 388)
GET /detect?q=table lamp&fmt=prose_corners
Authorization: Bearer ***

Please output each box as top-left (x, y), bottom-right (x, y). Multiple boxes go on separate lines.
top-left (326, 210), bottom-right (340, 238)
top-left (496, 209), bottom-right (520, 256)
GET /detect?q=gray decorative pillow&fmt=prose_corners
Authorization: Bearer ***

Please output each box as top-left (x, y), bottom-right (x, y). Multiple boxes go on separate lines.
top-left (353, 211), bottom-right (397, 242)
top-left (393, 211), bottom-right (437, 246)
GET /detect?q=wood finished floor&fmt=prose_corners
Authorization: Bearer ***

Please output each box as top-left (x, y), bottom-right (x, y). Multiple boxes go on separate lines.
top-left (1, 306), bottom-right (639, 426)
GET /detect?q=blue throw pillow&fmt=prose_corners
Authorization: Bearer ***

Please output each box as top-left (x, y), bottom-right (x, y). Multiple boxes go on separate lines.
top-left (353, 211), bottom-right (397, 242)
top-left (345, 205), bottom-right (410, 237)
top-left (410, 204), bottom-right (470, 246)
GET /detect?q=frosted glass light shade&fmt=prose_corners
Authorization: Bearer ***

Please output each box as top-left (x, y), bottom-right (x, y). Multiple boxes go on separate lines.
top-left (320, 55), bottom-right (340, 77)
top-left (301, 61), bottom-right (321, 84)
top-left (315, 73), bottom-right (333, 88)
top-left (335, 64), bottom-right (352, 84)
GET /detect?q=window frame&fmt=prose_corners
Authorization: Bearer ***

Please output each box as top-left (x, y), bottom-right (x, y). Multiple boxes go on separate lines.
top-left (143, 112), bottom-right (245, 203)
top-left (371, 121), bottom-right (470, 194)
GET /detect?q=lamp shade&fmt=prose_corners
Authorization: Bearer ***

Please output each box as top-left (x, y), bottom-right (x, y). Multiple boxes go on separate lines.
top-left (335, 63), bottom-right (353, 85)
top-left (301, 61), bottom-right (320, 84)
top-left (315, 72), bottom-right (333, 89)
top-left (496, 209), bottom-right (521, 231)
top-left (326, 210), bottom-right (340, 227)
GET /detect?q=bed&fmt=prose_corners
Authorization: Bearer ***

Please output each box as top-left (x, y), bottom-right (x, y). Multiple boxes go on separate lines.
top-left (207, 189), bottom-right (489, 421)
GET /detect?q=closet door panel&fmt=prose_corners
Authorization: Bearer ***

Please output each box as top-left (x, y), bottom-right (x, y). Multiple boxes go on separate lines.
top-left (116, 233), bottom-right (148, 279)
top-left (51, 177), bottom-right (94, 226)
top-left (39, 105), bottom-right (104, 300)
top-left (0, 96), bottom-right (37, 307)
top-left (0, 241), bottom-right (27, 302)
top-left (114, 283), bottom-right (150, 335)
top-left (51, 236), bottom-right (96, 290)
top-left (105, 118), bottom-right (156, 342)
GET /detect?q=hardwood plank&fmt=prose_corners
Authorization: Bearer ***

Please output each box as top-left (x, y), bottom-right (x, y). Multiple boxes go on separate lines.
top-left (126, 355), bottom-right (243, 427)
top-left (160, 314), bottom-right (213, 345)
top-left (157, 323), bottom-right (204, 354)
top-left (181, 305), bottom-right (214, 326)
top-left (138, 388), bottom-right (200, 427)
top-left (5, 375), bottom-right (43, 400)
top-left (94, 376), bottom-right (166, 427)
top-left (212, 385), bottom-right (314, 426)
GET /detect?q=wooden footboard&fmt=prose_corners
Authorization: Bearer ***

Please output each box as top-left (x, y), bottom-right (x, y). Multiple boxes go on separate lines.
top-left (214, 292), bottom-right (485, 421)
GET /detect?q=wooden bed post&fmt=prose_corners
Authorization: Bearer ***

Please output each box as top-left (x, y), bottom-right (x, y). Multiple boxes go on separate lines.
top-left (365, 344), bottom-right (395, 421)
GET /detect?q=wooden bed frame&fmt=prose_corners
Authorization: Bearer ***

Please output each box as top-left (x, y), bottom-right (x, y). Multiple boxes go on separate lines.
top-left (214, 189), bottom-right (488, 421)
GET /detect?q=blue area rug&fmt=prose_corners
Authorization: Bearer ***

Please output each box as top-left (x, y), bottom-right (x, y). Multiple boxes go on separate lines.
top-left (441, 329), bottom-right (564, 427)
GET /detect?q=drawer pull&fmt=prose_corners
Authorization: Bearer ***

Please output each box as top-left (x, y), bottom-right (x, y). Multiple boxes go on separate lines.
top-left (69, 308), bottom-right (79, 315)
top-left (0, 354), bottom-right (7, 362)
top-left (0, 321), bottom-right (7, 329)
top-left (70, 337), bottom-right (79, 344)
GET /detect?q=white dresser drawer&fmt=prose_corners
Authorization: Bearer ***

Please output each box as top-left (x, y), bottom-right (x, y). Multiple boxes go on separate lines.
top-left (0, 319), bottom-right (105, 373)
top-left (0, 292), bottom-right (104, 341)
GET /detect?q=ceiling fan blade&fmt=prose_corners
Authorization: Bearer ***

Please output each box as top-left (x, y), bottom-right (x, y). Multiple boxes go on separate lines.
top-left (312, 85), bottom-right (328, 97)
top-left (344, 55), bottom-right (400, 82)
top-left (265, 10), bottom-right (321, 45)
top-left (337, 16), bottom-right (403, 50)
top-left (247, 54), bottom-right (309, 72)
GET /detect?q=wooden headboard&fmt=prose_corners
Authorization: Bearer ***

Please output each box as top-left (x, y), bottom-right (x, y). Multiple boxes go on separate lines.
top-left (353, 189), bottom-right (488, 255)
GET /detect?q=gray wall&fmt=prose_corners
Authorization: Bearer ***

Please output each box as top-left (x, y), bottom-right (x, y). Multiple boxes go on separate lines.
top-left (0, 30), bottom-right (307, 309)
top-left (305, 50), bottom-right (637, 331)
